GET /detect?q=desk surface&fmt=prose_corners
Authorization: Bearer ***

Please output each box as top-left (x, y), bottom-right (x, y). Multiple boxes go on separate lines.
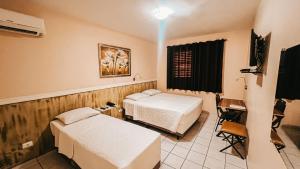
top-left (218, 98), bottom-right (246, 111)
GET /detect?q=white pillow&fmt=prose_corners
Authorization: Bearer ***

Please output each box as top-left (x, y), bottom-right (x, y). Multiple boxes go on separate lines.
top-left (56, 107), bottom-right (99, 125)
top-left (142, 89), bottom-right (161, 96)
top-left (125, 93), bottom-right (148, 101)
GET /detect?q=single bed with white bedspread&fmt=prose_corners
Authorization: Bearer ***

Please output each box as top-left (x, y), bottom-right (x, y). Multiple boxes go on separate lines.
top-left (50, 112), bottom-right (161, 169)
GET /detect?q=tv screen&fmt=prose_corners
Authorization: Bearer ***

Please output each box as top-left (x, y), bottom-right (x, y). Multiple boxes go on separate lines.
top-left (249, 29), bottom-right (257, 66)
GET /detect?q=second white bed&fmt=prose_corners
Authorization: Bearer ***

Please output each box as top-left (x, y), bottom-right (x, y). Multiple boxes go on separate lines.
top-left (50, 114), bottom-right (160, 169)
top-left (123, 93), bottom-right (203, 135)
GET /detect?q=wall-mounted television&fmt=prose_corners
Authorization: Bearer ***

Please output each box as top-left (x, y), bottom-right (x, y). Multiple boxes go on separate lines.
top-left (249, 29), bottom-right (258, 66)
top-left (241, 29), bottom-right (268, 74)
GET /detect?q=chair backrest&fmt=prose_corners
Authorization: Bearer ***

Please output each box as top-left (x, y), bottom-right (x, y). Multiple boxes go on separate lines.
top-left (274, 99), bottom-right (286, 113)
top-left (216, 93), bottom-right (221, 107)
top-left (272, 99), bottom-right (286, 130)
top-left (215, 93), bottom-right (222, 117)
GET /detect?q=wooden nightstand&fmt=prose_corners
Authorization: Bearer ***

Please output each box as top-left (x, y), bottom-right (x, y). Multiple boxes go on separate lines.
top-left (95, 106), bottom-right (124, 119)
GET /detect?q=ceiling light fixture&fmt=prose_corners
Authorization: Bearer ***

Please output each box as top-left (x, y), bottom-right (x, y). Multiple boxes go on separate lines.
top-left (153, 6), bottom-right (174, 20)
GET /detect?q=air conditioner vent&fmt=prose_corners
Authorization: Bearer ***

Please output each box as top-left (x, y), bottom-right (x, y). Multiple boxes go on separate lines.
top-left (0, 25), bottom-right (39, 36)
top-left (0, 8), bottom-right (45, 36)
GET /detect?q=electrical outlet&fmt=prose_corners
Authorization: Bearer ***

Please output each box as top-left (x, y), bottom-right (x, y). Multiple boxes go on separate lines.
top-left (22, 141), bottom-right (33, 149)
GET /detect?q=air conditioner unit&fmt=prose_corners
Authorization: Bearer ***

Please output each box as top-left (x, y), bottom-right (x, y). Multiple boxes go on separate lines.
top-left (0, 8), bottom-right (46, 36)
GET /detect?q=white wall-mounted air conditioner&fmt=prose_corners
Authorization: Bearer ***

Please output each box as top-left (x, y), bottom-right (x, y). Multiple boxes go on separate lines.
top-left (0, 8), bottom-right (46, 36)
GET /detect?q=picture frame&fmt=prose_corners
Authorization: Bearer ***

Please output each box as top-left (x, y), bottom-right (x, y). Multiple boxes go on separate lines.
top-left (98, 44), bottom-right (131, 78)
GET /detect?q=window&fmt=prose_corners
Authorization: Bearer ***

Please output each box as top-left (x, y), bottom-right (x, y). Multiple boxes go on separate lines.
top-left (173, 50), bottom-right (192, 78)
top-left (167, 39), bottom-right (225, 93)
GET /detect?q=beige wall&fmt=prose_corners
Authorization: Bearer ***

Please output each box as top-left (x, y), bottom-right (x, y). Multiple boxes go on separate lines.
top-left (0, 2), bottom-right (157, 99)
top-left (245, 0), bottom-right (300, 169)
top-left (282, 101), bottom-right (300, 126)
top-left (157, 30), bottom-right (250, 113)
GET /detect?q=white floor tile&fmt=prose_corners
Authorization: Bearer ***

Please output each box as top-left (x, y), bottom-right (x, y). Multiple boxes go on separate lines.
top-left (204, 156), bottom-right (225, 169)
top-left (161, 140), bottom-right (176, 152)
top-left (287, 153), bottom-right (300, 166)
top-left (171, 145), bottom-right (189, 158)
top-left (280, 152), bottom-right (294, 169)
top-left (160, 163), bottom-right (175, 169)
top-left (226, 163), bottom-right (244, 169)
top-left (161, 150), bottom-right (169, 162)
top-left (164, 154), bottom-right (185, 169)
top-left (194, 137), bottom-right (210, 146)
top-left (191, 143), bottom-right (209, 155)
top-left (226, 154), bottom-right (247, 169)
top-left (177, 140), bottom-right (194, 149)
top-left (284, 147), bottom-right (300, 157)
top-left (198, 132), bottom-right (212, 140)
top-left (181, 160), bottom-right (203, 169)
top-left (186, 151), bottom-right (206, 166)
top-left (207, 149), bottom-right (225, 161)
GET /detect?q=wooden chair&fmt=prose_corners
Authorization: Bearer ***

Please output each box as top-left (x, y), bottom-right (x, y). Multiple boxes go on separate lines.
top-left (272, 99), bottom-right (286, 132)
top-left (215, 94), bottom-right (242, 131)
top-left (271, 129), bottom-right (285, 152)
top-left (217, 121), bottom-right (248, 159)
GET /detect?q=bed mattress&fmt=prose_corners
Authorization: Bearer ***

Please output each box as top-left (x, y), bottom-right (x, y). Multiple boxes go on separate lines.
top-left (123, 93), bottom-right (203, 134)
top-left (50, 114), bottom-right (161, 169)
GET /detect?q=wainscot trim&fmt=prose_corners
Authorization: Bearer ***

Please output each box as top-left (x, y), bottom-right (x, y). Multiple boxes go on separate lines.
top-left (0, 79), bottom-right (157, 105)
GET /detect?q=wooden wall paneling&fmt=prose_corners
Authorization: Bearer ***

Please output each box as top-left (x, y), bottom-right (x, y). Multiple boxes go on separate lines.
top-left (36, 97), bottom-right (60, 155)
top-left (0, 81), bottom-right (156, 169)
top-left (0, 102), bottom-right (39, 168)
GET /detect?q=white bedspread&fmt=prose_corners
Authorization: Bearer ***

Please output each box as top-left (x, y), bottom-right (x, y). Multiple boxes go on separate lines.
top-left (50, 114), bottom-right (160, 169)
top-left (130, 93), bottom-right (202, 133)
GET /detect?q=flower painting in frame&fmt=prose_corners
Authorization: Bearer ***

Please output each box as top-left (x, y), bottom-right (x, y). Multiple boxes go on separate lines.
top-left (98, 44), bottom-right (131, 77)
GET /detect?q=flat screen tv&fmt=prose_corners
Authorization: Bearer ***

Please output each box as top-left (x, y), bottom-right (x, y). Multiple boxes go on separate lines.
top-left (249, 29), bottom-right (258, 66)
top-left (249, 29), bottom-right (267, 69)
top-left (241, 30), bottom-right (268, 74)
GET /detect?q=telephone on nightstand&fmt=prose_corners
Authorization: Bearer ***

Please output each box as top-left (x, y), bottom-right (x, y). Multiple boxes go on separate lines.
top-left (107, 101), bottom-right (116, 107)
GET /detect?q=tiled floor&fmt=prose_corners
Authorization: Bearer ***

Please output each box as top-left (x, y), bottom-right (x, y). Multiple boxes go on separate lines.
top-left (277, 127), bottom-right (300, 169)
top-left (13, 112), bottom-right (247, 169)
top-left (159, 112), bottom-right (247, 169)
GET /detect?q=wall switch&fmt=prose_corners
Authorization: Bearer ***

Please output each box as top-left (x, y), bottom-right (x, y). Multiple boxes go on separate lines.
top-left (22, 141), bottom-right (33, 149)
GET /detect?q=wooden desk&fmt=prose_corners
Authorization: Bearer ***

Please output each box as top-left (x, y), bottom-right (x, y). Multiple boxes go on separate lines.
top-left (218, 98), bottom-right (247, 111)
top-left (218, 98), bottom-right (247, 124)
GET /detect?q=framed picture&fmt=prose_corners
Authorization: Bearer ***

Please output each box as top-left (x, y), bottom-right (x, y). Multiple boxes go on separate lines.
top-left (98, 44), bottom-right (131, 78)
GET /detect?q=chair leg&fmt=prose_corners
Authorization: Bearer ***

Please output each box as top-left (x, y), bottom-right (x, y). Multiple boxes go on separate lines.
top-left (216, 131), bottom-right (222, 137)
top-left (215, 117), bottom-right (221, 131)
top-left (220, 133), bottom-right (245, 159)
top-left (222, 134), bottom-right (231, 140)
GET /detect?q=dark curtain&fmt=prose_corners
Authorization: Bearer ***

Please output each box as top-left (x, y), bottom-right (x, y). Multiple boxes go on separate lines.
top-left (167, 39), bottom-right (225, 93)
top-left (276, 44), bottom-right (300, 99)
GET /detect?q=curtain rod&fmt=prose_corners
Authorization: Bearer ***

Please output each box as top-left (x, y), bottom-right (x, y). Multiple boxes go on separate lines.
top-left (167, 39), bottom-right (227, 47)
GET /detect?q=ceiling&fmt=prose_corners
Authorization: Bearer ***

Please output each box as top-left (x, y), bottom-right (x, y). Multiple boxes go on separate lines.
top-left (18, 0), bottom-right (261, 42)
